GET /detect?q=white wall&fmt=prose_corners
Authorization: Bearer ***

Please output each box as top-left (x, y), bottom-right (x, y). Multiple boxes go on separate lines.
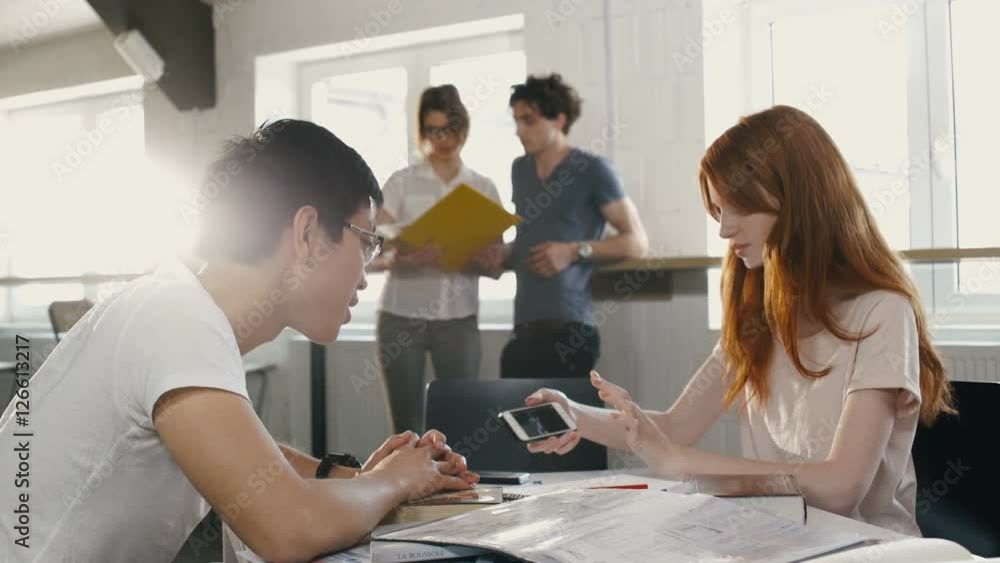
top-left (0, 26), bottom-right (131, 100)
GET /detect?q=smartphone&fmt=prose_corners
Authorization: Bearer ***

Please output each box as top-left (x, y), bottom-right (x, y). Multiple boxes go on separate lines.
top-left (499, 403), bottom-right (576, 442)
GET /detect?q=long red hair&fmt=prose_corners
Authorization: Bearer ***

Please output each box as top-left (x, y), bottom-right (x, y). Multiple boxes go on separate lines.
top-left (699, 105), bottom-right (953, 425)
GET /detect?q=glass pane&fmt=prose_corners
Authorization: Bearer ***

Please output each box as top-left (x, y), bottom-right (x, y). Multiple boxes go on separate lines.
top-left (430, 50), bottom-right (526, 302)
top-left (0, 90), bottom-right (162, 321)
top-left (951, 0), bottom-right (1000, 293)
top-left (10, 283), bottom-right (84, 323)
top-left (770, 6), bottom-right (911, 250)
top-left (8, 97), bottom-right (158, 276)
top-left (310, 67), bottom-right (409, 187)
top-left (309, 67), bottom-right (408, 307)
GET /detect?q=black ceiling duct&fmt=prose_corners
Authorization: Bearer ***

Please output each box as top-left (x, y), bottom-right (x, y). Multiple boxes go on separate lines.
top-left (87, 0), bottom-right (216, 109)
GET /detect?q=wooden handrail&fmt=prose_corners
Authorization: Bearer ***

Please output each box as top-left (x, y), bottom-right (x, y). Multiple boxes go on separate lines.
top-left (597, 247), bottom-right (1000, 273)
top-left (2, 247), bottom-right (1000, 284)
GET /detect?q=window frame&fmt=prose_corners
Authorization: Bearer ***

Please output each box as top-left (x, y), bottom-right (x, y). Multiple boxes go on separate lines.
top-left (739, 0), bottom-right (1000, 334)
top-left (297, 30), bottom-right (525, 327)
top-left (0, 80), bottom-right (147, 323)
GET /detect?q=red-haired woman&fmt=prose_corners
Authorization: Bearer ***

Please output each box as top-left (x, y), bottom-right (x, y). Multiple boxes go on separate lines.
top-left (523, 105), bottom-right (954, 536)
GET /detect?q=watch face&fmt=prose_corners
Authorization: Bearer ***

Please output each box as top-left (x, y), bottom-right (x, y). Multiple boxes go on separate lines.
top-left (579, 243), bottom-right (593, 259)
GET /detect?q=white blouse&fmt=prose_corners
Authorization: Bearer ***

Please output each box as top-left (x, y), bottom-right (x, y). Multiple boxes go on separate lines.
top-left (377, 159), bottom-right (501, 320)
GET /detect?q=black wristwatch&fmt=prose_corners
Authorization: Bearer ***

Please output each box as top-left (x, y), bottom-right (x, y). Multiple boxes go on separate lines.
top-left (316, 452), bottom-right (362, 479)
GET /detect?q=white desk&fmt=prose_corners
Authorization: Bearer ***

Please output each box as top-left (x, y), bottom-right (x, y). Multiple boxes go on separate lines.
top-left (503, 469), bottom-right (908, 543)
top-left (224, 468), bottom-right (908, 562)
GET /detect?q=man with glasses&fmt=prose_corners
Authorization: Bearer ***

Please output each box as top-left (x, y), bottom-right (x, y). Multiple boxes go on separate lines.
top-left (344, 222), bottom-right (384, 265)
top-left (0, 120), bottom-right (477, 563)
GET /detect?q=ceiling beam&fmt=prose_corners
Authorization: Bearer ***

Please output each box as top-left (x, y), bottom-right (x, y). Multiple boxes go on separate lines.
top-left (86, 0), bottom-right (216, 109)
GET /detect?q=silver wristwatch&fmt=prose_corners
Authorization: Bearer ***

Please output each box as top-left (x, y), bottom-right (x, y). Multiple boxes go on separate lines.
top-left (577, 242), bottom-right (594, 261)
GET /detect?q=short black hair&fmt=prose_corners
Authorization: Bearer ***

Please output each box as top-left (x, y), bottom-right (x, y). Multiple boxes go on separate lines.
top-left (192, 119), bottom-right (382, 263)
top-left (509, 73), bottom-right (583, 134)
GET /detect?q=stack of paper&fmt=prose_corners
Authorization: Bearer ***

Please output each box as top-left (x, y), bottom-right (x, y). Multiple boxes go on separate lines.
top-left (376, 489), bottom-right (871, 563)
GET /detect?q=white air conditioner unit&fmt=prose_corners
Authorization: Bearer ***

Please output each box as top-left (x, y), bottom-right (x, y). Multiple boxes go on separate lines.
top-left (113, 29), bottom-right (165, 83)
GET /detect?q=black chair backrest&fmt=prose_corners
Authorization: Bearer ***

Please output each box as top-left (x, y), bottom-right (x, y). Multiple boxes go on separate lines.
top-left (425, 378), bottom-right (608, 473)
top-left (912, 380), bottom-right (1000, 557)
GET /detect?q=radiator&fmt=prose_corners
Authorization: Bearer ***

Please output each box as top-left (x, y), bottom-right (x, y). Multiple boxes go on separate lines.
top-left (939, 344), bottom-right (1000, 382)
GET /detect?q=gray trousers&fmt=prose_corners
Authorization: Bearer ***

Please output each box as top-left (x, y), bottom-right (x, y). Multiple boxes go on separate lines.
top-left (377, 312), bottom-right (481, 434)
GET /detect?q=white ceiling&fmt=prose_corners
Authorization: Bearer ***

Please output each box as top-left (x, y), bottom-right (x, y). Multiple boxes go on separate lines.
top-left (0, 0), bottom-right (103, 49)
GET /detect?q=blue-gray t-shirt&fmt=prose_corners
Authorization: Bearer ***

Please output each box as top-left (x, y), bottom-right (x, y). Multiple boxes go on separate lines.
top-left (510, 148), bottom-right (625, 326)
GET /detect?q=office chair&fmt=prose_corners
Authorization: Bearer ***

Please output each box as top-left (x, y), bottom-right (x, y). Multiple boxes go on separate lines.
top-left (912, 380), bottom-right (1000, 557)
top-left (425, 378), bottom-right (608, 473)
top-left (48, 299), bottom-right (95, 343)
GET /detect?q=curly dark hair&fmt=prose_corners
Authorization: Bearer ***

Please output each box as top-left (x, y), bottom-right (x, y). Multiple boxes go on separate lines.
top-left (509, 73), bottom-right (583, 134)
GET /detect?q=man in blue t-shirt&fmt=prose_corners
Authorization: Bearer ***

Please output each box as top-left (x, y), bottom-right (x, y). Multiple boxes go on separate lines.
top-left (476, 74), bottom-right (648, 378)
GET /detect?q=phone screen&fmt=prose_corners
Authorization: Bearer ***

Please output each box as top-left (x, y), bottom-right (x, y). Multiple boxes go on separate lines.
top-left (510, 404), bottom-right (570, 439)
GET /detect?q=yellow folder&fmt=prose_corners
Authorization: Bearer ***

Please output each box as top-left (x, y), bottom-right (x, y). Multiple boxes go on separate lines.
top-left (392, 183), bottom-right (520, 271)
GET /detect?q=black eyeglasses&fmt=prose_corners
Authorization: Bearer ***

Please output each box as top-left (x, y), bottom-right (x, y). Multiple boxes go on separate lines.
top-left (344, 223), bottom-right (384, 265)
top-left (422, 125), bottom-right (459, 140)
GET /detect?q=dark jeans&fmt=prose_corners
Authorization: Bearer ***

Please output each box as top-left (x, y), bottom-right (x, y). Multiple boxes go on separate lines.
top-left (500, 321), bottom-right (600, 379)
top-left (378, 312), bottom-right (481, 434)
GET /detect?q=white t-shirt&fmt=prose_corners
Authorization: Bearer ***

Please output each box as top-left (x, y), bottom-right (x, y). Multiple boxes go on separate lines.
top-left (0, 260), bottom-right (249, 563)
top-left (378, 160), bottom-right (501, 320)
top-left (709, 290), bottom-right (923, 536)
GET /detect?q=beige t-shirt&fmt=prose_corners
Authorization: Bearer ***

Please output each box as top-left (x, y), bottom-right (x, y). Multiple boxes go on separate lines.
top-left (717, 290), bottom-right (923, 536)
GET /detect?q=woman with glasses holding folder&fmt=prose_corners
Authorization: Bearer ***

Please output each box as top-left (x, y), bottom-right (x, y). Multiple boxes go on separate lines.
top-left (523, 105), bottom-right (955, 538)
top-left (370, 85), bottom-right (503, 435)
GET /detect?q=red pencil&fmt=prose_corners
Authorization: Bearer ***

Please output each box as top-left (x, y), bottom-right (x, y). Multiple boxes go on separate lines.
top-left (588, 484), bottom-right (649, 490)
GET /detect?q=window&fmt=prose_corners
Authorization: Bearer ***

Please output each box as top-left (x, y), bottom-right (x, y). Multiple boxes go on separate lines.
top-left (949, 0), bottom-right (1000, 299)
top-left (309, 67), bottom-right (409, 188)
top-left (704, 0), bottom-right (1000, 332)
top-left (0, 80), bottom-right (177, 323)
top-left (300, 28), bottom-right (525, 325)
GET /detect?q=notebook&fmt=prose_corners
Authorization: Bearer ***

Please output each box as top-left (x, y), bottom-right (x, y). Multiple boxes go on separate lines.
top-left (671, 474), bottom-right (807, 524)
top-left (379, 486), bottom-right (505, 525)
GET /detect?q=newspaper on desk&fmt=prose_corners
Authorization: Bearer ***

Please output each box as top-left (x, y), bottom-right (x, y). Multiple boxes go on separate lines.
top-left (375, 489), bottom-right (870, 563)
